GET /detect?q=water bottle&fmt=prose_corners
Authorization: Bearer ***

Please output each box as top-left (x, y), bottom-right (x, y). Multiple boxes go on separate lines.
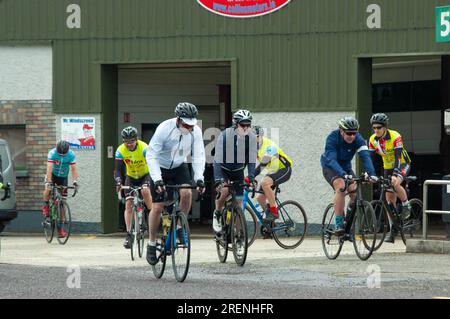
top-left (137, 207), bottom-right (143, 225)
top-left (226, 210), bottom-right (232, 225)
top-left (162, 213), bottom-right (170, 236)
top-left (254, 203), bottom-right (264, 216)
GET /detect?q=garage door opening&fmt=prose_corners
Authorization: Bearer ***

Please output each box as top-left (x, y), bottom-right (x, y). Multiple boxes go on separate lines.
top-left (116, 62), bottom-right (232, 229)
top-left (371, 55), bottom-right (448, 230)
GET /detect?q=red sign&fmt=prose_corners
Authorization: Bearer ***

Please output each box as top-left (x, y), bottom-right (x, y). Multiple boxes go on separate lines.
top-left (197, 0), bottom-right (291, 18)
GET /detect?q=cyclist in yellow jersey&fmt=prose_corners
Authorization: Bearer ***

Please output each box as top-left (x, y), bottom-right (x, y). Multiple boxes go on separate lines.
top-left (114, 126), bottom-right (153, 249)
top-left (368, 113), bottom-right (412, 243)
top-left (252, 126), bottom-right (293, 222)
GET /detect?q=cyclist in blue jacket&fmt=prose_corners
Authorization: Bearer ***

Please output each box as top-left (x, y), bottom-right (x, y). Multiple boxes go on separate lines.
top-left (320, 117), bottom-right (378, 234)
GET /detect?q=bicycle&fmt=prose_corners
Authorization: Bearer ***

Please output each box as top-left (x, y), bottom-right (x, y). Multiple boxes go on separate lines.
top-left (321, 174), bottom-right (377, 261)
top-left (371, 176), bottom-right (422, 249)
top-left (151, 185), bottom-right (198, 283)
top-left (214, 181), bottom-right (248, 267)
top-left (119, 186), bottom-right (149, 261)
top-left (242, 185), bottom-right (308, 249)
top-left (42, 185), bottom-right (78, 245)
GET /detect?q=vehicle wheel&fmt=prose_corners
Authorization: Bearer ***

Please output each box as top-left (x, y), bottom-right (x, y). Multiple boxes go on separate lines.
top-left (321, 203), bottom-right (343, 260)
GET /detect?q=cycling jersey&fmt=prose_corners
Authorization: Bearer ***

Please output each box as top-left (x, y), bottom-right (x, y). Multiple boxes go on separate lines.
top-left (257, 137), bottom-right (293, 175)
top-left (369, 129), bottom-right (411, 170)
top-left (146, 118), bottom-right (205, 183)
top-left (320, 129), bottom-right (376, 177)
top-left (115, 140), bottom-right (149, 179)
top-left (47, 149), bottom-right (76, 178)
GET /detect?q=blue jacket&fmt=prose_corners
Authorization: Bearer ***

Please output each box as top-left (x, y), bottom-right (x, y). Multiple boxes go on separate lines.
top-left (320, 129), bottom-right (376, 177)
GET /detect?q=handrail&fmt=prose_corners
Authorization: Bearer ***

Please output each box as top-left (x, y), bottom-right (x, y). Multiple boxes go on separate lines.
top-left (422, 180), bottom-right (450, 239)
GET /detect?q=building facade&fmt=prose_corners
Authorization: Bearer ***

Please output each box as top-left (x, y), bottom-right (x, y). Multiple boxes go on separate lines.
top-left (1, 0), bottom-right (449, 233)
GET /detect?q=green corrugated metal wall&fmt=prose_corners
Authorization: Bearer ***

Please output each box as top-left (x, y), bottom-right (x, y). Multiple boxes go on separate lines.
top-left (1, 0), bottom-right (450, 112)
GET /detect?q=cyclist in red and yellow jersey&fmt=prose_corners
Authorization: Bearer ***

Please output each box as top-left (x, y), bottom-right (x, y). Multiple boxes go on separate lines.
top-left (368, 113), bottom-right (412, 243)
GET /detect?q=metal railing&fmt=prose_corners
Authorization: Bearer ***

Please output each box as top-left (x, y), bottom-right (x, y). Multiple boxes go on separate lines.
top-left (423, 180), bottom-right (450, 239)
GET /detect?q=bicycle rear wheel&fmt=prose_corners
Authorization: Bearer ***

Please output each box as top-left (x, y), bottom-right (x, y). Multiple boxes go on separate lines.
top-left (352, 200), bottom-right (377, 261)
top-left (216, 209), bottom-right (229, 263)
top-left (402, 198), bottom-right (423, 240)
top-left (321, 203), bottom-right (343, 260)
top-left (231, 206), bottom-right (248, 267)
top-left (56, 201), bottom-right (71, 245)
top-left (371, 200), bottom-right (388, 251)
top-left (243, 205), bottom-right (258, 248)
top-left (152, 217), bottom-right (167, 279)
top-left (172, 212), bottom-right (190, 282)
top-left (273, 200), bottom-right (308, 249)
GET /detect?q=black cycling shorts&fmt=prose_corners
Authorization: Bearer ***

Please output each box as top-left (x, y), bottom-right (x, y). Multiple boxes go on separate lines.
top-left (125, 174), bottom-right (151, 199)
top-left (322, 167), bottom-right (355, 189)
top-left (220, 168), bottom-right (245, 197)
top-left (265, 167), bottom-right (292, 187)
top-left (52, 174), bottom-right (68, 197)
top-left (150, 163), bottom-right (192, 203)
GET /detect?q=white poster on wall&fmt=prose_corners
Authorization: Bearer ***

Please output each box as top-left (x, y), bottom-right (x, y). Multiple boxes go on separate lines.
top-left (61, 117), bottom-right (96, 150)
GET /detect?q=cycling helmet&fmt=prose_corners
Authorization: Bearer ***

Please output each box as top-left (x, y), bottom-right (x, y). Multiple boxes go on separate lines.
top-left (252, 125), bottom-right (264, 137)
top-left (175, 102), bottom-right (198, 125)
top-left (56, 140), bottom-right (70, 155)
top-left (121, 126), bottom-right (138, 140)
top-left (338, 117), bottom-right (360, 131)
top-left (370, 113), bottom-right (389, 126)
top-left (233, 109), bottom-right (253, 125)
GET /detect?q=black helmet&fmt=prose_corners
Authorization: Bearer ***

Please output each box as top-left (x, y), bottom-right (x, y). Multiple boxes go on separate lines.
top-left (121, 126), bottom-right (138, 140)
top-left (233, 109), bottom-right (253, 125)
top-left (56, 140), bottom-right (70, 155)
top-left (175, 102), bottom-right (198, 125)
top-left (370, 113), bottom-right (389, 126)
top-left (338, 117), bottom-right (360, 131)
top-left (253, 125), bottom-right (264, 137)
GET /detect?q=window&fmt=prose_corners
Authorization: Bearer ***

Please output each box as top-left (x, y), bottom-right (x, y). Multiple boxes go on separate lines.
top-left (0, 125), bottom-right (26, 171)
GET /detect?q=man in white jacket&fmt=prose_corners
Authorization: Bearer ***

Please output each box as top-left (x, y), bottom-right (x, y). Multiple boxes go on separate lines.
top-left (145, 102), bottom-right (206, 265)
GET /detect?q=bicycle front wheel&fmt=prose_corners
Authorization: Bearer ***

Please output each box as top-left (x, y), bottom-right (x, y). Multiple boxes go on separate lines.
top-left (152, 217), bottom-right (167, 279)
top-left (216, 209), bottom-right (229, 263)
top-left (130, 209), bottom-right (138, 261)
top-left (371, 200), bottom-right (388, 251)
top-left (243, 205), bottom-right (258, 248)
top-left (321, 203), bottom-right (343, 260)
top-left (352, 200), bottom-right (377, 261)
top-left (56, 201), bottom-right (71, 245)
top-left (171, 212), bottom-right (191, 283)
top-left (273, 200), bottom-right (308, 249)
top-left (43, 212), bottom-right (55, 244)
top-left (231, 206), bottom-right (248, 267)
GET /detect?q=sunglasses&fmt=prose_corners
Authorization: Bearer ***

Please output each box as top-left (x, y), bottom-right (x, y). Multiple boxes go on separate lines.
top-left (123, 139), bottom-right (137, 145)
top-left (239, 123), bottom-right (251, 128)
top-left (180, 121), bottom-right (194, 130)
top-left (372, 126), bottom-right (384, 130)
top-left (344, 131), bottom-right (357, 136)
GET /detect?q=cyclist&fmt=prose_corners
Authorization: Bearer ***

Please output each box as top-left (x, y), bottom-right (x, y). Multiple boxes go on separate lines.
top-left (320, 117), bottom-right (377, 235)
top-left (114, 126), bottom-right (153, 249)
top-left (253, 125), bottom-right (293, 222)
top-left (145, 102), bottom-right (206, 265)
top-left (369, 113), bottom-right (412, 243)
top-left (212, 109), bottom-right (257, 235)
top-left (42, 140), bottom-right (79, 238)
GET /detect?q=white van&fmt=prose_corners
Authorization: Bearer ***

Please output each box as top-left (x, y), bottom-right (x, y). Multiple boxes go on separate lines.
top-left (0, 139), bottom-right (17, 233)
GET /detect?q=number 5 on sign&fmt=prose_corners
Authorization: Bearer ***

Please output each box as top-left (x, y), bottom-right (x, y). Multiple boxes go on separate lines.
top-left (436, 6), bottom-right (450, 42)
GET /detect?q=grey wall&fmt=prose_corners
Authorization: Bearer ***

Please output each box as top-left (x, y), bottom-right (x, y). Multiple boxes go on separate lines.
top-left (252, 112), bottom-right (356, 230)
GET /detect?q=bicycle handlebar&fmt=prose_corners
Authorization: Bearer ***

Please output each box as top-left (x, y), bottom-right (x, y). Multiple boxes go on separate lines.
top-left (52, 185), bottom-right (78, 198)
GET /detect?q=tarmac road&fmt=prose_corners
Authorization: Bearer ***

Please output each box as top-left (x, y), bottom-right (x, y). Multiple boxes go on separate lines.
top-left (0, 235), bottom-right (449, 299)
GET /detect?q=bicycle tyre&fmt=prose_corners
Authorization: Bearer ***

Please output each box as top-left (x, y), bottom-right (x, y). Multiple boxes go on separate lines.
top-left (152, 217), bottom-right (167, 279)
top-left (172, 212), bottom-right (191, 283)
top-left (243, 204), bottom-right (258, 249)
top-left (371, 200), bottom-right (388, 251)
top-left (56, 201), bottom-right (71, 245)
top-left (216, 208), bottom-right (229, 263)
top-left (321, 203), bottom-right (343, 260)
top-left (231, 206), bottom-right (248, 267)
top-left (138, 209), bottom-right (145, 258)
top-left (130, 209), bottom-right (138, 261)
top-left (43, 211), bottom-right (55, 244)
top-left (352, 200), bottom-right (377, 261)
top-left (273, 200), bottom-right (308, 249)
top-left (403, 198), bottom-right (423, 240)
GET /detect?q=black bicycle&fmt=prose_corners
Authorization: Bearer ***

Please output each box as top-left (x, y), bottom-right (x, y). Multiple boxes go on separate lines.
top-left (371, 176), bottom-right (423, 249)
top-left (119, 186), bottom-right (149, 260)
top-left (321, 174), bottom-right (377, 261)
top-left (151, 185), bottom-right (198, 283)
top-left (43, 185), bottom-right (78, 245)
top-left (215, 181), bottom-right (248, 267)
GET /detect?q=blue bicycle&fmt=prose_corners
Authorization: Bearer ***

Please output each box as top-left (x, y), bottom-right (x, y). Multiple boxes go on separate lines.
top-left (242, 185), bottom-right (308, 249)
